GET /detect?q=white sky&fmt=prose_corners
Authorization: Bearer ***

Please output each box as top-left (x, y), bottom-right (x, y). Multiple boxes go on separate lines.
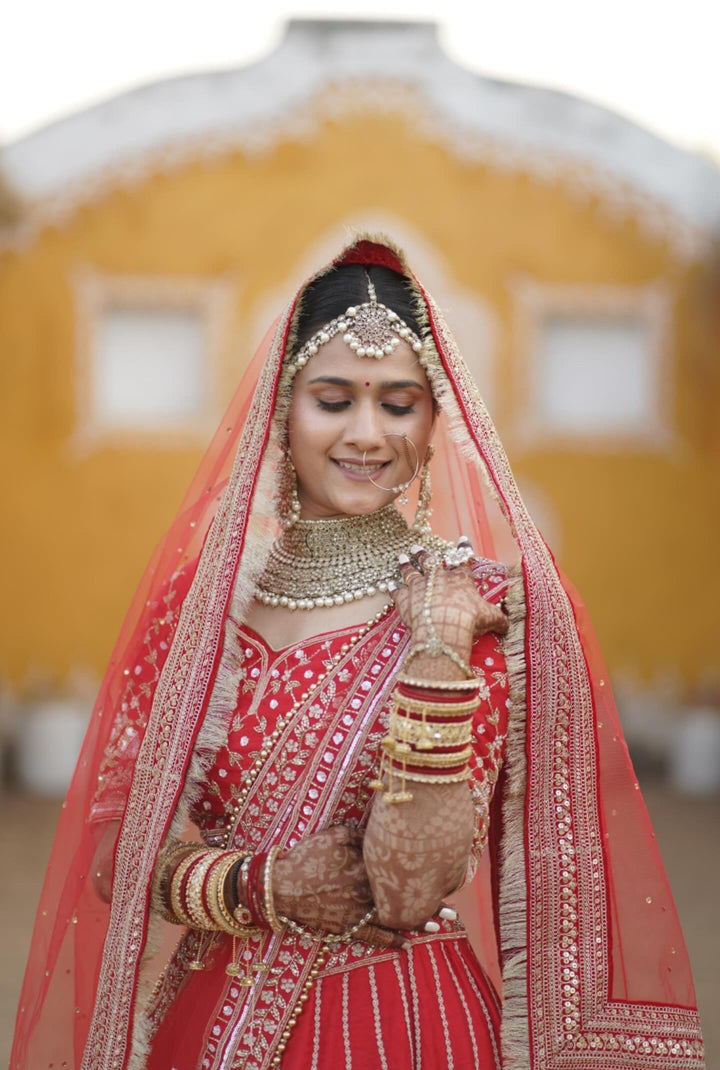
top-left (2, 0), bottom-right (719, 160)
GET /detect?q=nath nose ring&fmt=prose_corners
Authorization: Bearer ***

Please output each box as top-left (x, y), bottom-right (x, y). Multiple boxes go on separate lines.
top-left (362, 434), bottom-right (420, 506)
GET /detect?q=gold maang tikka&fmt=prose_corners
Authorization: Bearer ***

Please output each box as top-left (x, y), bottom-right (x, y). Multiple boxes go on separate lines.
top-left (286, 271), bottom-right (426, 378)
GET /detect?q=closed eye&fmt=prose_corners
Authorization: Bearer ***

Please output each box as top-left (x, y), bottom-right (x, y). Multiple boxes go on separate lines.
top-left (316, 400), bottom-right (415, 415)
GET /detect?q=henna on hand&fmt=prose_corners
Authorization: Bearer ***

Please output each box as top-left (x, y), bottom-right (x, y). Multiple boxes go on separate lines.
top-left (271, 825), bottom-right (403, 948)
top-left (363, 780), bottom-right (474, 930)
top-left (392, 548), bottom-right (507, 680)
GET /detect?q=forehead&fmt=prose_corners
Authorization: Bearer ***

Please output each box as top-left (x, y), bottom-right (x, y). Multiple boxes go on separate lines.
top-left (293, 334), bottom-right (428, 386)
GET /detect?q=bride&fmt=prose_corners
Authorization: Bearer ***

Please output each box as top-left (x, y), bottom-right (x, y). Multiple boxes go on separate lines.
top-left (12, 236), bottom-right (704, 1069)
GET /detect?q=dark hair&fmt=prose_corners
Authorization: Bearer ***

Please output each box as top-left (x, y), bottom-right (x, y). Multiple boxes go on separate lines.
top-left (294, 264), bottom-right (423, 348)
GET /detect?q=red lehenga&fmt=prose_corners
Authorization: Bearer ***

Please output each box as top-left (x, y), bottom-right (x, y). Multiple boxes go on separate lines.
top-left (145, 569), bottom-right (509, 1068)
top-left (12, 235), bottom-right (705, 1070)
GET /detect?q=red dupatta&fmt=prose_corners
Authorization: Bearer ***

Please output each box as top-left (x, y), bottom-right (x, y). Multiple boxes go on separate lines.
top-left (11, 236), bottom-right (704, 1069)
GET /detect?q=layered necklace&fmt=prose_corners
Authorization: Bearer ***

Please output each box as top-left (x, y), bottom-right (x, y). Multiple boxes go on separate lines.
top-left (255, 504), bottom-right (443, 611)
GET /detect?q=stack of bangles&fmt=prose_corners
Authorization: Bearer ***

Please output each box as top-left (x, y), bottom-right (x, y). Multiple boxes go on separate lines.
top-left (153, 842), bottom-right (284, 936)
top-left (153, 842), bottom-right (378, 949)
top-left (370, 673), bottom-right (481, 803)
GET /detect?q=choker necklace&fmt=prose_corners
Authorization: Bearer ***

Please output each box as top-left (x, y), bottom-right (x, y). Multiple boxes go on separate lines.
top-left (255, 505), bottom-right (440, 611)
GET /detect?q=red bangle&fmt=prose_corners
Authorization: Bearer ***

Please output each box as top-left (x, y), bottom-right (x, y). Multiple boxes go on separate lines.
top-left (244, 853), bottom-right (269, 928)
top-left (396, 682), bottom-right (478, 705)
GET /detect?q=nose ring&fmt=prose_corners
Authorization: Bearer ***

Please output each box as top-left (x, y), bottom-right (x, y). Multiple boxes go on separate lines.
top-left (362, 434), bottom-right (420, 505)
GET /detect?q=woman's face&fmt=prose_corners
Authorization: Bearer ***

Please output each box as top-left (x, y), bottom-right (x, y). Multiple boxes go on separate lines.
top-left (287, 334), bottom-right (435, 520)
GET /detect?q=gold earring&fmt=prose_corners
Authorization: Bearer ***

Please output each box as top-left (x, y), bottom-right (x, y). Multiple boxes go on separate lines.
top-left (276, 450), bottom-right (301, 528)
top-left (412, 444), bottom-right (434, 536)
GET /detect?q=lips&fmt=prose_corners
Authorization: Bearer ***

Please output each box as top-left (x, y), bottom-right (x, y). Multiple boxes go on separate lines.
top-left (331, 458), bottom-right (390, 481)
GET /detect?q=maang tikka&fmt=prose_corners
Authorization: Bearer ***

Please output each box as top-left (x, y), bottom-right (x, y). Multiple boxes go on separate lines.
top-left (287, 271), bottom-right (426, 379)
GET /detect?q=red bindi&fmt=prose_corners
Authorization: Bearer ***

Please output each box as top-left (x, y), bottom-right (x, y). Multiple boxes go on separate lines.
top-left (365, 381), bottom-right (370, 387)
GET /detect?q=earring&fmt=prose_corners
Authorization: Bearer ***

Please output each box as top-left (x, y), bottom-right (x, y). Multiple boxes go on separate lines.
top-left (276, 450), bottom-right (301, 528)
top-left (412, 444), bottom-right (434, 536)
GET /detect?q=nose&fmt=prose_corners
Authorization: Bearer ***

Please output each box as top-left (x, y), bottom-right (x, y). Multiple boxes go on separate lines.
top-left (343, 398), bottom-right (387, 454)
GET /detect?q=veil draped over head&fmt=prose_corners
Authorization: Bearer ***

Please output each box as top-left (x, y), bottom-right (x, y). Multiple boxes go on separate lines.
top-left (12, 237), bottom-right (704, 1069)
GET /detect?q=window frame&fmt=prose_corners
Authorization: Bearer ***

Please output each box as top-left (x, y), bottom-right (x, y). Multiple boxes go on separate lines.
top-left (71, 269), bottom-right (234, 452)
top-left (509, 277), bottom-right (673, 452)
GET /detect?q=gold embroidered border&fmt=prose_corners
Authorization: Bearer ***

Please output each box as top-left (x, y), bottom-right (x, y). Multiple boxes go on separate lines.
top-left (423, 289), bottom-right (704, 1068)
top-left (82, 304), bottom-right (295, 1070)
top-left (202, 617), bottom-right (409, 1069)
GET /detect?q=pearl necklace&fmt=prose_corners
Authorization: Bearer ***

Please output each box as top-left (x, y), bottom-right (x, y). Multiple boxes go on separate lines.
top-left (255, 504), bottom-right (444, 611)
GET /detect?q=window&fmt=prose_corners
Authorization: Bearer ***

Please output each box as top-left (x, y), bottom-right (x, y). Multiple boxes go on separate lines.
top-left (72, 271), bottom-right (233, 449)
top-left (511, 280), bottom-right (671, 449)
top-left (535, 316), bottom-right (654, 434)
top-left (94, 306), bottom-right (206, 429)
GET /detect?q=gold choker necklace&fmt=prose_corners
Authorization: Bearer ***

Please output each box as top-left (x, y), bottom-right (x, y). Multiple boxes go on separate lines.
top-left (255, 505), bottom-right (441, 611)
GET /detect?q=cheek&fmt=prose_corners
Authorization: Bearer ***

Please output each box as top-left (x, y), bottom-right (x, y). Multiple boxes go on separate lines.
top-left (288, 397), bottom-right (336, 470)
top-left (405, 404), bottom-right (435, 456)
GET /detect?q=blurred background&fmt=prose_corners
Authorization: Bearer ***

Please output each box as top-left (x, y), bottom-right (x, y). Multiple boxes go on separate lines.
top-left (1, 3), bottom-right (719, 1065)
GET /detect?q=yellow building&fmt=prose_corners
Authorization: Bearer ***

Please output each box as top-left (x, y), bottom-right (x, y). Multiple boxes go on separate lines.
top-left (2, 19), bottom-right (719, 707)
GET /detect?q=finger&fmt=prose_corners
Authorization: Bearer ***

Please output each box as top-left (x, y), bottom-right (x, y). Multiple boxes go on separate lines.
top-left (354, 923), bottom-right (405, 950)
top-left (409, 544), bottom-right (433, 573)
top-left (488, 603), bottom-right (510, 635)
top-left (390, 584), bottom-right (410, 622)
top-left (397, 553), bottom-right (423, 585)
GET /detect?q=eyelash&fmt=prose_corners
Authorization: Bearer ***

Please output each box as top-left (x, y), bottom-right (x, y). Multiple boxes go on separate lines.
top-left (316, 400), bottom-right (415, 416)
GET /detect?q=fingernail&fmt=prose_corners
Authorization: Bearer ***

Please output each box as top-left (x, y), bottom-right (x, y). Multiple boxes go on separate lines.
top-left (410, 544), bottom-right (424, 555)
top-left (398, 553), bottom-right (410, 564)
top-left (401, 941), bottom-right (412, 951)
top-left (387, 579), bottom-right (398, 593)
top-left (423, 920), bottom-right (440, 933)
top-left (458, 535), bottom-right (470, 545)
top-left (439, 907), bottom-right (457, 921)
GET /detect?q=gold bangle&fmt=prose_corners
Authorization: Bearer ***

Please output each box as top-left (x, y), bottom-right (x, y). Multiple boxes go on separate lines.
top-left (389, 712), bottom-right (473, 749)
top-left (234, 856), bottom-right (254, 925)
top-left (207, 853), bottom-right (254, 936)
top-left (170, 849), bottom-right (207, 928)
top-left (152, 841), bottom-right (203, 924)
top-left (390, 693), bottom-right (479, 718)
top-left (397, 674), bottom-right (480, 692)
top-left (382, 741), bottom-right (472, 767)
top-left (185, 850), bottom-right (221, 930)
top-left (262, 845), bottom-right (285, 934)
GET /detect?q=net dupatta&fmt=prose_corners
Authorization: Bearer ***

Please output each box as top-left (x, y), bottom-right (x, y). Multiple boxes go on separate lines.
top-left (418, 282), bottom-right (704, 1068)
top-left (11, 236), bottom-right (704, 1070)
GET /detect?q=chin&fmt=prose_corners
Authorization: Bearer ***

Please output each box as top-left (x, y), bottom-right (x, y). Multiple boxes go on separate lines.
top-left (329, 492), bottom-right (394, 518)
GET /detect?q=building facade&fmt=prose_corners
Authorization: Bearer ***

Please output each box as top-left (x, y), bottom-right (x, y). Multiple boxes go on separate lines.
top-left (2, 19), bottom-right (719, 705)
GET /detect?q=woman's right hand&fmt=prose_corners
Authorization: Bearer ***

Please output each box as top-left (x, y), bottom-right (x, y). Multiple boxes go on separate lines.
top-left (271, 824), bottom-right (403, 949)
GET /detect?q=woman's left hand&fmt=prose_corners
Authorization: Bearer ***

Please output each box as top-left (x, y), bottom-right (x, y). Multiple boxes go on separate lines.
top-left (272, 825), bottom-right (405, 949)
top-left (390, 544), bottom-right (508, 674)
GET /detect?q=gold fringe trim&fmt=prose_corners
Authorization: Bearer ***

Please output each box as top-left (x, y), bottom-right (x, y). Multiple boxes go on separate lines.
top-left (498, 561), bottom-right (531, 1069)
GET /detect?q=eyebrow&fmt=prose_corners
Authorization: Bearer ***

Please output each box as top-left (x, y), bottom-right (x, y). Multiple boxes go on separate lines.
top-left (307, 376), bottom-right (426, 390)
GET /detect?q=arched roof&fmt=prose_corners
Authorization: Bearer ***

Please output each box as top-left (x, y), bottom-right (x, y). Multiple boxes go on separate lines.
top-left (4, 19), bottom-right (720, 257)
